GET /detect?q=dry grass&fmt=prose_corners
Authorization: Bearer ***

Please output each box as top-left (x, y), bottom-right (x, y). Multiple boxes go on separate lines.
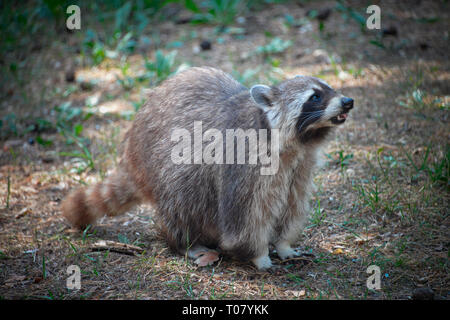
top-left (0, 0), bottom-right (448, 300)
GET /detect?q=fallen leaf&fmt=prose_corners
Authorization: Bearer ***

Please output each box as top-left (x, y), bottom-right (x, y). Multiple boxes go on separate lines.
top-left (15, 207), bottom-right (30, 219)
top-left (34, 277), bottom-right (43, 284)
top-left (288, 290), bottom-right (306, 297)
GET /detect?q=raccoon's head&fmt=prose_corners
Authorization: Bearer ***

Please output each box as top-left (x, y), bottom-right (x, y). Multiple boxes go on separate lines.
top-left (250, 75), bottom-right (353, 144)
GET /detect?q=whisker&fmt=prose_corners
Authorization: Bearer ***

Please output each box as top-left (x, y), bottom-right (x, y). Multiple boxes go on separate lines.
top-left (297, 113), bottom-right (322, 132)
top-left (299, 110), bottom-right (325, 115)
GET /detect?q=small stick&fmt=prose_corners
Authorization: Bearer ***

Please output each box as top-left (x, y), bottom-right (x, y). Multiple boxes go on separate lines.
top-left (6, 176), bottom-right (11, 209)
top-left (89, 240), bottom-right (144, 256)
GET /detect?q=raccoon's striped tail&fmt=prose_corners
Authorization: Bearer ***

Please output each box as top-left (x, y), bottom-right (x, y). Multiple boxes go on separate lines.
top-left (61, 170), bottom-right (141, 230)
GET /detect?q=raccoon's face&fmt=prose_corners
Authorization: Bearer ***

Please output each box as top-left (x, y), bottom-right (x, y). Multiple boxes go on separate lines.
top-left (250, 75), bottom-right (353, 143)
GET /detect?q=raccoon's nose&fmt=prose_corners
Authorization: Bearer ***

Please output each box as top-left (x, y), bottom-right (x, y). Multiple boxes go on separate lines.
top-left (341, 97), bottom-right (354, 111)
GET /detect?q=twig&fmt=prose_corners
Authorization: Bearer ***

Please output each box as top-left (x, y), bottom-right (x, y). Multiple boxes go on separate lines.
top-left (6, 176), bottom-right (11, 209)
top-left (89, 240), bottom-right (144, 256)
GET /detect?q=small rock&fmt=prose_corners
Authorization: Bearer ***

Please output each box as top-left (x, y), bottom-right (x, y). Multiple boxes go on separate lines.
top-left (326, 266), bottom-right (336, 272)
top-left (65, 69), bottom-right (76, 82)
top-left (419, 42), bottom-right (429, 50)
top-left (382, 26), bottom-right (398, 37)
top-left (31, 44), bottom-right (42, 52)
top-left (175, 13), bottom-right (192, 25)
top-left (416, 277), bottom-right (428, 285)
top-left (192, 45), bottom-right (201, 54)
top-left (312, 49), bottom-right (331, 64)
top-left (346, 168), bottom-right (355, 177)
top-left (200, 40), bottom-right (212, 51)
top-left (306, 8), bottom-right (332, 21)
top-left (412, 287), bottom-right (434, 300)
top-left (240, 51), bottom-right (250, 60)
top-left (236, 16), bottom-right (246, 24)
top-left (316, 8), bottom-right (332, 21)
top-left (42, 157), bottom-right (55, 163)
top-left (80, 81), bottom-right (94, 91)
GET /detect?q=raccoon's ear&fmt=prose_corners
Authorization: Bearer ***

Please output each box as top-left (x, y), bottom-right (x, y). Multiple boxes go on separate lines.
top-left (250, 85), bottom-right (273, 110)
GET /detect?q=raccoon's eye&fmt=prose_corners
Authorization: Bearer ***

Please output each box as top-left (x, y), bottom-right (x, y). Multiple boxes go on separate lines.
top-left (310, 94), bottom-right (321, 102)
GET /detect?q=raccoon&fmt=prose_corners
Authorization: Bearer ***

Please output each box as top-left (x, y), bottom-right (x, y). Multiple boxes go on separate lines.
top-left (61, 67), bottom-right (353, 270)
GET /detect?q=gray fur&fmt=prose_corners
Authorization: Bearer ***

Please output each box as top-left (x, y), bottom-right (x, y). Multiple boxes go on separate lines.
top-left (62, 67), bottom-right (351, 270)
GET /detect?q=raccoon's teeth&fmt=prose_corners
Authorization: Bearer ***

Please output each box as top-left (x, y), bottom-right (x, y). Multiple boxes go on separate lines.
top-left (337, 113), bottom-right (348, 121)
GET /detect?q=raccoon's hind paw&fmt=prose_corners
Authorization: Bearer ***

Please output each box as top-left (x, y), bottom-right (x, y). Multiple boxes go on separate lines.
top-left (194, 250), bottom-right (220, 267)
top-left (187, 246), bottom-right (220, 267)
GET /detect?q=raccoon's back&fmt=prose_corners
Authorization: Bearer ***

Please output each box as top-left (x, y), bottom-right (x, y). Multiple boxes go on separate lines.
top-left (122, 67), bottom-right (252, 201)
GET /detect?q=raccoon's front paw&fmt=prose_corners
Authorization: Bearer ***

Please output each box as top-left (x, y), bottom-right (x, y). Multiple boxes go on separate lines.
top-left (277, 247), bottom-right (301, 260)
top-left (252, 255), bottom-right (272, 270)
top-left (276, 242), bottom-right (300, 260)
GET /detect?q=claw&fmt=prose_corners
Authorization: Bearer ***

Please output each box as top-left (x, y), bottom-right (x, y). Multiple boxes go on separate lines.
top-left (192, 250), bottom-right (220, 267)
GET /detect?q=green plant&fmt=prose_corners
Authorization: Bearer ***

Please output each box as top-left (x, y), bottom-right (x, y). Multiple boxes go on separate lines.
top-left (1, 114), bottom-right (55, 141)
top-left (57, 123), bottom-right (95, 172)
top-left (366, 243), bottom-right (390, 269)
top-left (403, 145), bottom-right (450, 187)
top-left (187, 0), bottom-right (243, 26)
top-left (81, 225), bottom-right (95, 244)
top-left (54, 102), bottom-right (95, 172)
top-left (64, 238), bottom-right (78, 255)
top-left (117, 61), bottom-right (135, 90)
top-left (335, 0), bottom-right (387, 50)
top-left (255, 37), bottom-right (293, 56)
top-left (335, 150), bottom-right (353, 172)
top-left (167, 273), bottom-right (196, 298)
top-left (132, 99), bottom-right (146, 113)
top-left (309, 199), bottom-right (326, 226)
top-left (114, 1), bottom-right (133, 32)
top-left (398, 89), bottom-right (448, 111)
top-left (0, 113), bottom-right (18, 138)
top-left (355, 176), bottom-right (381, 214)
top-left (335, 1), bottom-right (366, 30)
top-left (110, 0), bottom-right (166, 33)
top-left (143, 50), bottom-right (178, 85)
top-left (115, 32), bottom-right (137, 55)
top-left (42, 255), bottom-right (47, 279)
top-left (328, 53), bottom-right (340, 76)
top-left (283, 14), bottom-right (308, 28)
top-left (231, 67), bottom-right (261, 87)
top-left (428, 148), bottom-right (450, 186)
top-left (260, 280), bottom-right (265, 297)
top-left (118, 233), bottom-right (130, 244)
top-left (286, 273), bottom-right (305, 285)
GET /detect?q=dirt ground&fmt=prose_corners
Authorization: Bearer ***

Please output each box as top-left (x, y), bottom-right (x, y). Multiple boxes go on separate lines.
top-left (0, 0), bottom-right (448, 300)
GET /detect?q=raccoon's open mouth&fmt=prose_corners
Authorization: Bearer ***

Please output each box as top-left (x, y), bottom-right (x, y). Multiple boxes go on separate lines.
top-left (330, 112), bottom-right (348, 124)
